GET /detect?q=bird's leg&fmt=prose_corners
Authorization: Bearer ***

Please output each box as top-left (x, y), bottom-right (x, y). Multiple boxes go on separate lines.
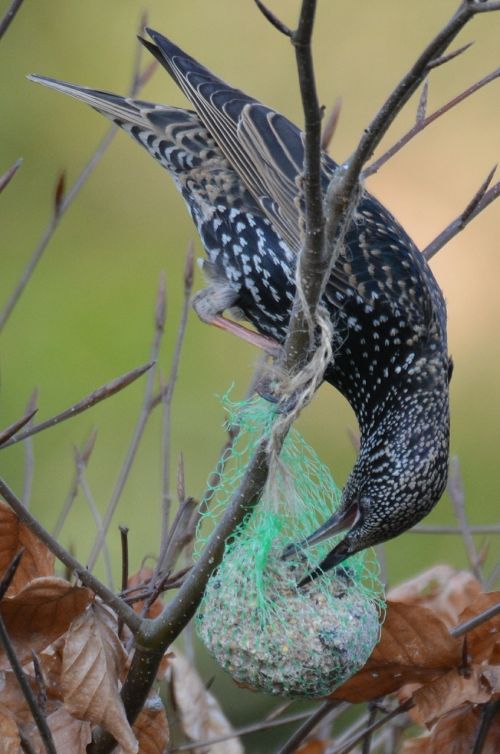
top-left (192, 284), bottom-right (281, 355)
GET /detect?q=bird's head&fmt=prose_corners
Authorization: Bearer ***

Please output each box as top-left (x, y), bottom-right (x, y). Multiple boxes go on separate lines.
top-left (294, 382), bottom-right (450, 585)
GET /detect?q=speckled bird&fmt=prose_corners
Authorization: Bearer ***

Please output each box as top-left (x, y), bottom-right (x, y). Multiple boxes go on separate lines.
top-left (30, 29), bottom-right (451, 582)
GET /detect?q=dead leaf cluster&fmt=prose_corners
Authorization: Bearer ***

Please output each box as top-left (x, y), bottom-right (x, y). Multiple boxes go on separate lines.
top-left (0, 500), bottom-right (244, 754)
top-left (331, 564), bottom-right (500, 753)
top-left (0, 501), bottom-right (171, 754)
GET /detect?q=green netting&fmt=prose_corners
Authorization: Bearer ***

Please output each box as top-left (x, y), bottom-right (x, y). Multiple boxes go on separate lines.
top-left (195, 391), bottom-right (385, 698)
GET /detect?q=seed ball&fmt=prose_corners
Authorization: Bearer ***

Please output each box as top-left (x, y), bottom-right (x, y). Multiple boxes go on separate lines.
top-left (197, 546), bottom-right (381, 698)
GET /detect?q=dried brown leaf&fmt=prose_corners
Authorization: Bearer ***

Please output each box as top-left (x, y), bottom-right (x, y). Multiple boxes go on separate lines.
top-left (168, 653), bottom-right (243, 754)
top-left (35, 638), bottom-right (65, 703)
top-left (26, 706), bottom-right (92, 754)
top-left (330, 601), bottom-right (461, 703)
top-left (430, 703), bottom-right (500, 753)
top-left (456, 591), bottom-right (500, 663)
top-left (0, 669), bottom-right (59, 725)
top-left (0, 500), bottom-right (54, 596)
top-left (401, 735), bottom-right (432, 754)
top-left (0, 577), bottom-right (92, 670)
top-left (296, 740), bottom-right (328, 754)
top-left (62, 603), bottom-right (137, 754)
top-left (116, 694), bottom-right (169, 754)
top-left (388, 565), bottom-right (481, 628)
top-left (411, 664), bottom-right (496, 726)
top-left (0, 708), bottom-right (21, 754)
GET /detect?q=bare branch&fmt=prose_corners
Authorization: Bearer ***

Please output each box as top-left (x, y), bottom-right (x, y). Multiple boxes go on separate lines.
top-left (0, 553), bottom-right (56, 754)
top-left (329, 700), bottom-right (413, 754)
top-left (447, 456), bottom-right (484, 582)
top-left (365, 67), bottom-right (500, 178)
top-left (254, 0), bottom-right (292, 36)
top-left (119, 525), bottom-right (130, 595)
top-left (0, 361), bottom-right (154, 449)
top-left (0, 158), bottom-right (22, 194)
top-left (0, 549), bottom-right (24, 601)
top-left (0, 0), bottom-right (24, 42)
top-left (410, 524), bottom-right (500, 534)
top-left (416, 79), bottom-right (429, 124)
top-left (158, 244), bottom-right (194, 564)
top-left (450, 601), bottom-right (500, 638)
top-left (52, 429), bottom-right (97, 538)
top-left (427, 41), bottom-right (473, 69)
top-left (282, 0), bottom-right (325, 374)
top-left (277, 700), bottom-right (342, 754)
top-left (0, 613), bottom-right (57, 754)
top-left (472, 1), bottom-right (500, 11)
top-left (75, 453), bottom-right (115, 588)
top-left (423, 167), bottom-right (499, 259)
top-left (0, 19), bottom-right (157, 333)
top-left (86, 279), bottom-right (167, 571)
top-left (472, 699), bottom-right (500, 754)
top-left (0, 477), bottom-right (141, 633)
top-left (170, 707), bottom-right (345, 751)
top-left (0, 408), bottom-right (38, 447)
top-left (22, 390), bottom-right (38, 509)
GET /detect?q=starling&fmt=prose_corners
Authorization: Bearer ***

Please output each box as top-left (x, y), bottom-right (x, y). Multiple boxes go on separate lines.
top-left (30, 29), bottom-right (451, 580)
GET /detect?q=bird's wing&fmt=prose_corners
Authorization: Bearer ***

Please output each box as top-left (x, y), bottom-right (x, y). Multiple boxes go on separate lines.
top-left (142, 28), bottom-right (333, 255)
top-left (27, 75), bottom-right (260, 214)
top-left (142, 30), bottom-right (442, 334)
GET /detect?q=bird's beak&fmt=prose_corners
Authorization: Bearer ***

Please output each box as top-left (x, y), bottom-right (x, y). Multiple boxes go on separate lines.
top-left (297, 538), bottom-right (353, 587)
top-left (282, 498), bottom-right (360, 559)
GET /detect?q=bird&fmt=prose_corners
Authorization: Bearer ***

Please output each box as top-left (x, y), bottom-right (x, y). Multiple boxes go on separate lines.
top-left (29, 28), bottom-right (451, 583)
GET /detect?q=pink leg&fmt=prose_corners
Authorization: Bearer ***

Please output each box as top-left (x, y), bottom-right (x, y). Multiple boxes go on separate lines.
top-left (211, 315), bottom-right (281, 355)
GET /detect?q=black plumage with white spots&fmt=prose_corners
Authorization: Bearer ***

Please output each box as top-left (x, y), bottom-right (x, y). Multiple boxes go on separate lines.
top-left (30, 29), bottom-right (451, 579)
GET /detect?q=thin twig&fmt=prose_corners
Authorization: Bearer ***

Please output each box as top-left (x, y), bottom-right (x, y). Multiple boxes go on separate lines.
top-left (159, 244), bottom-right (194, 565)
top-left (0, 362), bottom-right (154, 449)
top-left (486, 562), bottom-right (500, 590)
top-left (0, 0), bottom-right (24, 41)
top-left (0, 477), bottom-right (141, 633)
top-left (0, 408), bottom-right (38, 447)
top-left (120, 526), bottom-right (130, 595)
top-left (86, 281), bottom-right (167, 571)
top-left (423, 172), bottom-right (500, 260)
top-left (0, 613), bottom-right (57, 754)
top-left (450, 601), bottom-right (500, 638)
top-left (427, 41), bottom-right (473, 69)
top-left (0, 549), bottom-right (24, 601)
top-left (277, 700), bottom-right (342, 754)
top-left (171, 706), bottom-right (348, 752)
top-left (31, 651), bottom-right (48, 717)
top-left (447, 456), bottom-right (483, 582)
top-left (22, 390), bottom-right (38, 509)
top-left (0, 18), bottom-right (156, 333)
top-left (282, 0), bottom-right (325, 374)
top-left (361, 703), bottom-right (378, 754)
top-left (75, 454), bottom-right (115, 589)
top-left (365, 66), bottom-right (500, 177)
top-left (52, 429), bottom-right (97, 538)
top-left (472, 699), bottom-right (500, 754)
top-left (0, 158), bottom-right (22, 193)
top-left (254, 0), bottom-right (292, 36)
top-left (328, 700), bottom-right (413, 754)
top-left (410, 524), bottom-right (500, 534)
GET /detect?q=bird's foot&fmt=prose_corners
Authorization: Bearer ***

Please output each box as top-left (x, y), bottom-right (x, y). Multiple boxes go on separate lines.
top-left (192, 286), bottom-right (280, 355)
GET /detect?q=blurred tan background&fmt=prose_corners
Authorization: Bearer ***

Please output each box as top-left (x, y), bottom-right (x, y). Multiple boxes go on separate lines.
top-left (1, 0), bottom-right (499, 745)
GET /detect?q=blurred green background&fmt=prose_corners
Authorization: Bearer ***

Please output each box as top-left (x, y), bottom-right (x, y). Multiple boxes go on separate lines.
top-left (1, 0), bottom-right (499, 748)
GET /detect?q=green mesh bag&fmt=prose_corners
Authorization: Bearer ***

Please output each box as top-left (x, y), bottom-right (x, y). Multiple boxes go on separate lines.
top-left (195, 392), bottom-right (385, 698)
